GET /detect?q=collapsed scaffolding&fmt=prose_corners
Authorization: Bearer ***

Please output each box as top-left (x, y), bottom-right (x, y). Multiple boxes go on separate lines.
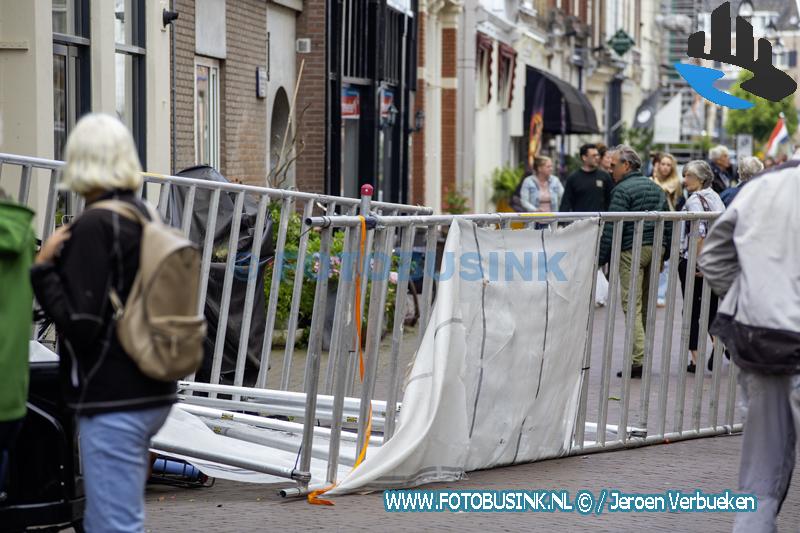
top-left (2, 152), bottom-right (742, 499)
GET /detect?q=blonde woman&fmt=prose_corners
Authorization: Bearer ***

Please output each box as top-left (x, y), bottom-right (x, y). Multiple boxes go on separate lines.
top-left (651, 153), bottom-right (683, 210)
top-left (651, 153), bottom-right (682, 306)
top-left (519, 156), bottom-right (564, 212)
top-left (31, 114), bottom-right (175, 531)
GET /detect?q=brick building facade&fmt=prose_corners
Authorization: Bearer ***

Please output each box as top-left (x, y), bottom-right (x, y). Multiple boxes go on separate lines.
top-left (294, 0), bottom-right (326, 193)
top-left (172, 0), bottom-right (310, 191)
top-left (170, 1), bottom-right (415, 200)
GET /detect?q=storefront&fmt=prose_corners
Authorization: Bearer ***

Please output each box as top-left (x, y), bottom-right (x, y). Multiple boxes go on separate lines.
top-left (327, 0), bottom-right (417, 203)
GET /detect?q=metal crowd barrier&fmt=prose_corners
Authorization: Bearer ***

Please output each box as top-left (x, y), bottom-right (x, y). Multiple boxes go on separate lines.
top-left (4, 150), bottom-right (741, 496)
top-left (1, 152), bottom-right (431, 491)
top-left (302, 208), bottom-right (742, 493)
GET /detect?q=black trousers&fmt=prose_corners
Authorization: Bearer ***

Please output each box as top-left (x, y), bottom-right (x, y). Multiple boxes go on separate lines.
top-left (678, 258), bottom-right (719, 351)
top-left (0, 418), bottom-right (24, 495)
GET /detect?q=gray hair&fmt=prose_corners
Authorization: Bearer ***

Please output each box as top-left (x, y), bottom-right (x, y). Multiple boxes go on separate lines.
top-left (708, 145), bottom-right (729, 162)
top-left (738, 156), bottom-right (764, 182)
top-left (683, 160), bottom-right (714, 188)
top-left (612, 144), bottom-right (642, 171)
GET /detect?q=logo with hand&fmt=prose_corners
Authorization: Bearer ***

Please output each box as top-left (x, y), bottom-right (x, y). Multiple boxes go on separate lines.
top-left (677, 1), bottom-right (797, 110)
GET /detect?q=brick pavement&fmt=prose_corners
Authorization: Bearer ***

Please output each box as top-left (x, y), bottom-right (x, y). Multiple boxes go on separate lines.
top-left (143, 434), bottom-right (800, 532)
top-left (138, 292), bottom-right (763, 532)
top-left (142, 284), bottom-right (768, 531)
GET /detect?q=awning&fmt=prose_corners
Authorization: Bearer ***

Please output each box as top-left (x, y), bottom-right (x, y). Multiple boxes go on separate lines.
top-left (524, 67), bottom-right (599, 134)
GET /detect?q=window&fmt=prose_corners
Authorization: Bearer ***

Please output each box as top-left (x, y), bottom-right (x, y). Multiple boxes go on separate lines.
top-left (476, 33), bottom-right (493, 107)
top-left (115, 0), bottom-right (146, 164)
top-left (774, 51), bottom-right (796, 69)
top-left (497, 43), bottom-right (516, 109)
top-left (195, 58), bottom-right (221, 170)
top-left (52, 0), bottom-right (90, 160)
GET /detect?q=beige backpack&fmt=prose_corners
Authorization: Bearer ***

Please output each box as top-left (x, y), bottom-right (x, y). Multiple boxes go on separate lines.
top-left (91, 200), bottom-right (207, 381)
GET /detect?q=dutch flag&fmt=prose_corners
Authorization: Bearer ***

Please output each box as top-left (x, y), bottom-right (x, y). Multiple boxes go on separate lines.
top-left (765, 115), bottom-right (790, 157)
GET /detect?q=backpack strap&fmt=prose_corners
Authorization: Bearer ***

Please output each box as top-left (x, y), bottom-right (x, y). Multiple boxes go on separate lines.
top-left (87, 199), bottom-right (154, 320)
top-left (89, 199), bottom-right (157, 225)
top-left (697, 193), bottom-right (712, 212)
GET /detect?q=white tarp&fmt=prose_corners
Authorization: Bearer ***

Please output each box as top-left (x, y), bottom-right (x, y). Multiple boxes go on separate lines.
top-left (329, 218), bottom-right (600, 493)
top-left (152, 406), bottom-right (353, 484)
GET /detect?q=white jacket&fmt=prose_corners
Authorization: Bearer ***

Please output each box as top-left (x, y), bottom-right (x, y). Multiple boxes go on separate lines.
top-left (699, 162), bottom-right (800, 373)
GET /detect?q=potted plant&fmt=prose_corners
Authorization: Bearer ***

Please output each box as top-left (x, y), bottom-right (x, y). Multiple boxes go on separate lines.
top-left (490, 165), bottom-right (524, 212)
top-left (443, 187), bottom-right (469, 215)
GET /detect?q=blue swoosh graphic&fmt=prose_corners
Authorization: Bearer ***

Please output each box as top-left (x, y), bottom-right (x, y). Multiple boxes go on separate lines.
top-left (675, 63), bottom-right (755, 110)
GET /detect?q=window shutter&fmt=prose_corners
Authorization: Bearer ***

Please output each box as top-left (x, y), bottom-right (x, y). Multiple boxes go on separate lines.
top-left (477, 33), bottom-right (494, 104)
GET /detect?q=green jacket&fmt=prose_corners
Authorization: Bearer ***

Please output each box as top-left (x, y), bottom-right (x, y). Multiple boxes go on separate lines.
top-left (0, 200), bottom-right (35, 422)
top-left (598, 170), bottom-right (672, 266)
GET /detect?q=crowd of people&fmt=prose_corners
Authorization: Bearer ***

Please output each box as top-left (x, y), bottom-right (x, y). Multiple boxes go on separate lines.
top-left (514, 141), bottom-right (776, 376)
top-left (516, 140), bottom-right (797, 529)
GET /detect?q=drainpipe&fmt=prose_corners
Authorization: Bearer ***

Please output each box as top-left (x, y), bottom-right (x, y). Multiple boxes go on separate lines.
top-left (398, 13), bottom-right (408, 204)
top-left (170, 0), bottom-right (176, 174)
top-left (457, 0), bottom-right (477, 204)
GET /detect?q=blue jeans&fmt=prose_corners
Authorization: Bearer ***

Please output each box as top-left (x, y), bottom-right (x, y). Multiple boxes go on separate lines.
top-left (79, 406), bottom-right (172, 533)
top-left (657, 259), bottom-right (670, 302)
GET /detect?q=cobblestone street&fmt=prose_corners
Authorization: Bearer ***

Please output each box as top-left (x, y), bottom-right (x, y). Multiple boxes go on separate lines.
top-left (143, 434), bottom-right (800, 532)
top-left (137, 301), bottom-right (790, 532)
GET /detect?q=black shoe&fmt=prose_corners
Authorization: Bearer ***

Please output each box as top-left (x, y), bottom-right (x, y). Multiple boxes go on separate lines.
top-left (687, 362), bottom-right (696, 373)
top-left (709, 350), bottom-right (732, 372)
top-left (616, 365), bottom-right (643, 379)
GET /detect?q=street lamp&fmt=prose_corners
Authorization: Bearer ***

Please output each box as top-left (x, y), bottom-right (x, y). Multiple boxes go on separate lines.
top-left (765, 20), bottom-right (778, 41)
top-left (774, 37), bottom-right (785, 56)
top-left (737, 0), bottom-right (754, 19)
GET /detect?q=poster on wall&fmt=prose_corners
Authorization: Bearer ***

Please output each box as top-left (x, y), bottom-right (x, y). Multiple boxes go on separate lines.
top-left (341, 87), bottom-right (361, 119)
top-left (527, 77), bottom-right (545, 171)
top-left (380, 89), bottom-right (395, 120)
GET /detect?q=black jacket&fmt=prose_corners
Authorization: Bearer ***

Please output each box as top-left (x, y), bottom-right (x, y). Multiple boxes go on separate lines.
top-left (31, 190), bottom-right (177, 415)
top-left (708, 161), bottom-right (737, 195)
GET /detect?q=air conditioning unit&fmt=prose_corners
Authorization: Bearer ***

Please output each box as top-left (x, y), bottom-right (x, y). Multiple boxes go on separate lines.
top-left (296, 38), bottom-right (311, 54)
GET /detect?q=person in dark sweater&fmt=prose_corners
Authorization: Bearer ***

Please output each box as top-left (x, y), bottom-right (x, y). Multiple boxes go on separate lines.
top-left (598, 145), bottom-right (672, 379)
top-left (31, 114), bottom-right (175, 532)
top-left (708, 144), bottom-right (737, 195)
top-left (560, 143), bottom-right (614, 212)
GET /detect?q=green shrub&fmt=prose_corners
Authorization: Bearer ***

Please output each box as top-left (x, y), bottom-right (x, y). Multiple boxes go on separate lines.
top-left (263, 202), bottom-right (397, 347)
top-left (490, 165), bottom-right (524, 205)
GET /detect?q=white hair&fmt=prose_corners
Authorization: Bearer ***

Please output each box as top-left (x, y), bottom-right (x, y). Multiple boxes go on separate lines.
top-left (738, 156), bottom-right (764, 182)
top-left (708, 145), bottom-right (729, 162)
top-left (683, 160), bottom-right (715, 188)
top-left (61, 113), bottom-right (143, 195)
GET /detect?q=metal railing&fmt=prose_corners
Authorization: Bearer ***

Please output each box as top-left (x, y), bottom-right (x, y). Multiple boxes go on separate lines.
top-left (4, 151), bottom-right (741, 496)
top-left (2, 152), bottom-right (431, 489)
top-left (302, 208), bottom-right (742, 492)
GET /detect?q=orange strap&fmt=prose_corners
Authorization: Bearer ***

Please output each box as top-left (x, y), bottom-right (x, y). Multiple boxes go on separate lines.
top-left (354, 217), bottom-right (367, 380)
top-left (308, 217), bottom-right (371, 506)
